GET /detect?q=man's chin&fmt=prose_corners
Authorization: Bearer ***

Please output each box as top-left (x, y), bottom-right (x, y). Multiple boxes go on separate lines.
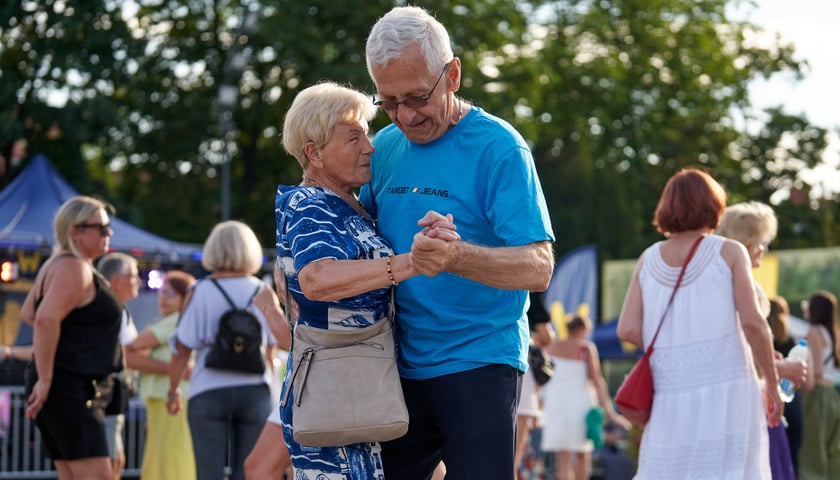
top-left (401, 130), bottom-right (434, 144)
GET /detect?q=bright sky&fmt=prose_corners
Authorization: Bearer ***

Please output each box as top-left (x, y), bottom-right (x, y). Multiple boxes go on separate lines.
top-left (733, 0), bottom-right (840, 195)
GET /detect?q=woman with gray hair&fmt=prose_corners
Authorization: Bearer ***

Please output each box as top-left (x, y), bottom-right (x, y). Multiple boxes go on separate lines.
top-left (275, 81), bottom-right (458, 478)
top-left (20, 195), bottom-right (123, 480)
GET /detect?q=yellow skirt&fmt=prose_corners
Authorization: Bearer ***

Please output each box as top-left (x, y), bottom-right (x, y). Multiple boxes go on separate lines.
top-left (141, 397), bottom-right (196, 480)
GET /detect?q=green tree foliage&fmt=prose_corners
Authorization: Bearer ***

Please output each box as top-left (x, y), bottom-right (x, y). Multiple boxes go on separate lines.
top-left (0, 0), bottom-right (835, 260)
top-left (0, 1), bottom-right (142, 191)
top-left (496, 0), bottom-right (817, 258)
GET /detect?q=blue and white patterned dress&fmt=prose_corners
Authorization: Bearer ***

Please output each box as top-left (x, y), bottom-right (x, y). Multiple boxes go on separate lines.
top-left (275, 184), bottom-right (392, 480)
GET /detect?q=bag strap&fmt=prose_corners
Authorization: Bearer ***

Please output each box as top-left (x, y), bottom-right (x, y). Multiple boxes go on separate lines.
top-left (210, 277), bottom-right (260, 310)
top-left (647, 234), bottom-right (705, 350)
top-left (284, 278), bottom-right (294, 330)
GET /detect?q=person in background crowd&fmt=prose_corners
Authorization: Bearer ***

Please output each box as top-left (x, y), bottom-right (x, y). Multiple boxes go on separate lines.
top-left (716, 200), bottom-right (807, 480)
top-left (96, 252), bottom-right (141, 480)
top-left (768, 296), bottom-right (811, 476)
top-left (515, 292), bottom-right (554, 479)
top-left (126, 270), bottom-right (197, 480)
top-left (167, 220), bottom-right (285, 480)
top-left (617, 168), bottom-right (781, 478)
top-left (0, 344), bottom-right (33, 362)
top-left (799, 291), bottom-right (840, 480)
top-left (0, 138), bottom-right (27, 188)
top-left (591, 422), bottom-right (634, 480)
top-left (542, 313), bottom-right (629, 480)
top-left (20, 195), bottom-right (122, 480)
top-left (362, 7), bottom-right (555, 479)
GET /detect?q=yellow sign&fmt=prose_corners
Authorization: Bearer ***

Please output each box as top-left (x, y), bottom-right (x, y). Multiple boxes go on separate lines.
top-left (17, 251), bottom-right (42, 276)
top-left (549, 301), bottom-right (591, 340)
top-left (753, 254), bottom-right (778, 298)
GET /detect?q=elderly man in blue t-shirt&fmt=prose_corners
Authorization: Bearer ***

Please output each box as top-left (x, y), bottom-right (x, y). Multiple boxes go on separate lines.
top-left (361, 6), bottom-right (555, 480)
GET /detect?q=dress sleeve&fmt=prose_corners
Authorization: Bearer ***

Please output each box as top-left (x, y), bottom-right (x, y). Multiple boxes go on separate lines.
top-left (285, 195), bottom-right (357, 272)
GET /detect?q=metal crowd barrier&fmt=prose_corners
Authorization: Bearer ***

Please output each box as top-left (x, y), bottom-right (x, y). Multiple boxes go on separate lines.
top-left (0, 386), bottom-right (145, 479)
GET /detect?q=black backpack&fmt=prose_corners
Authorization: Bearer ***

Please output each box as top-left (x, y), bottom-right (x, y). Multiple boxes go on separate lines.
top-left (204, 278), bottom-right (265, 374)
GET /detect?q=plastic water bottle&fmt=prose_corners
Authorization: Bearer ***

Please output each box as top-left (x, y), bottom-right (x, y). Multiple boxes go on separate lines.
top-left (779, 339), bottom-right (809, 403)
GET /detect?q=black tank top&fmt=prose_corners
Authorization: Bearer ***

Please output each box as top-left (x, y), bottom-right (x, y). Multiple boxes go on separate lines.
top-left (37, 256), bottom-right (123, 377)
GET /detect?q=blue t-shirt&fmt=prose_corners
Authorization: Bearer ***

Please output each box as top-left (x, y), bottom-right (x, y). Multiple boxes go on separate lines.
top-left (275, 185), bottom-right (394, 330)
top-left (359, 106), bottom-right (555, 379)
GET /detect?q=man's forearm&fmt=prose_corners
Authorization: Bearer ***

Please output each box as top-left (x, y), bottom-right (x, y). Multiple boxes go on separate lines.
top-left (448, 240), bottom-right (553, 291)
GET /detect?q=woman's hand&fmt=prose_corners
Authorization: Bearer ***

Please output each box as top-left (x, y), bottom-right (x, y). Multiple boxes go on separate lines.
top-left (417, 211), bottom-right (461, 242)
top-left (166, 390), bottom-right (181, 415)
top-left (764, 385), bottom-right (784, 427)
top-left (776, 358), bottom-right (808, 389)
top-left (25, 379), bottom-right (51, 419)
top-left (609, 411), bottom-right (632, 432)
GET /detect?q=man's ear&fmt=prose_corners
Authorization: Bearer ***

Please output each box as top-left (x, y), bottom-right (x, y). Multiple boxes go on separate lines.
top-left (447, 57), bottom-right (462, 93)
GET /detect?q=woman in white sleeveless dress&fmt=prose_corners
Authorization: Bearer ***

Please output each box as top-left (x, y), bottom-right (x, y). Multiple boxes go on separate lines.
top-left (617, 168), bottom-right (782, 480)
top-left (541, 314), bottom-right (629, 480)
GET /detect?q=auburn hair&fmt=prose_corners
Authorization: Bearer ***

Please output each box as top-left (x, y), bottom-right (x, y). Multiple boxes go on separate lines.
top-left (654, 168), bottom-right (726, 234)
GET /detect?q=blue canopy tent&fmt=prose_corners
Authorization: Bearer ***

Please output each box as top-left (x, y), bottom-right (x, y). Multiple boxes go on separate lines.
top-left (592, 319), bottom-right (642, 360)
top-left (0, 154), bottom-right (199, 259)
top-left (0, 155), bottom-right (203, 346)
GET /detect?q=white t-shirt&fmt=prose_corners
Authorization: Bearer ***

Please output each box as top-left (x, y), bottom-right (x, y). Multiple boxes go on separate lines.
top-left (119, 310), bottom-right (139, 346)
top-left (172, 276), bottom-right (277, 398)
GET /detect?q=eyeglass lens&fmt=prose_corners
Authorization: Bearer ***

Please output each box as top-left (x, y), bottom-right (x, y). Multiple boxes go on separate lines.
top-left (373, 62), bottom-right (449, 111)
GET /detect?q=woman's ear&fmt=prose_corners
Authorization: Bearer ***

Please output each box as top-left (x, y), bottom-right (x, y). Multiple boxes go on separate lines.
top-left (303, 141), bottom-right (323, 167)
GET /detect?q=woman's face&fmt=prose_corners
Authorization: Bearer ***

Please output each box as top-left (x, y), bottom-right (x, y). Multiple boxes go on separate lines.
top-left (71, 208), bottom-right (112, 259)
top-left (316, 120), bottom-right (374, 191)
top-left (157, 280), bottom-right (183, 316)
top-left (749, 241), bottom-right (769, 268)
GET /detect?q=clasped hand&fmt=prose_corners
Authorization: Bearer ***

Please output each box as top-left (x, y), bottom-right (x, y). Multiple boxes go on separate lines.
top-left (410, 211), bottom-right (461, 277)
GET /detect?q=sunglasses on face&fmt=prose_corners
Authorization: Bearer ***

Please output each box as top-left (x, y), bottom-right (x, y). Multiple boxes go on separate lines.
top-left (372, 62), bottom-right (450, 112)
top-left (75, 222), bottom-right (112, 236)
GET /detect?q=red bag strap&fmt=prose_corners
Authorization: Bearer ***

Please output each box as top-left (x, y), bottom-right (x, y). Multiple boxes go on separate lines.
top-left (647, 234), bottom-right (705, 350)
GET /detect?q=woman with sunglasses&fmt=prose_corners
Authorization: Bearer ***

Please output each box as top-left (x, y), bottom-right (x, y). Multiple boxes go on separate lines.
top-left (20, 195), bottom-right (122, 480)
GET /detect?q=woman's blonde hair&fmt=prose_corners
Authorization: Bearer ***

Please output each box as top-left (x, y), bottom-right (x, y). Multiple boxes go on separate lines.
top-left (201, 220), bottom-right (264, 274)
top-left (716, 201), bottom-right (778, 251)
top-left (53, 195), bottom-right (114, 259)
top-left (282, 82), bottom-right (377, 169)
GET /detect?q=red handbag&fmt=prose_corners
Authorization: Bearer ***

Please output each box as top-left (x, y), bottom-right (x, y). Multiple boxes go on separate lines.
top-left (615, 235), bottom-right (704, 425)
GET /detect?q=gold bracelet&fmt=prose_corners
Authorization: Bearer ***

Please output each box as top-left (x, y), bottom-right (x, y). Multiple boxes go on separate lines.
top-left (386, 255), bottom-right (397, 286)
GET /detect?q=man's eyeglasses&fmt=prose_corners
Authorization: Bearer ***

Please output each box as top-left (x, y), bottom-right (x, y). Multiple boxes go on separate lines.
top-left (373, 62), bottom-right (450, 111)
top-left (76, 222), bottom-right (112, 236)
